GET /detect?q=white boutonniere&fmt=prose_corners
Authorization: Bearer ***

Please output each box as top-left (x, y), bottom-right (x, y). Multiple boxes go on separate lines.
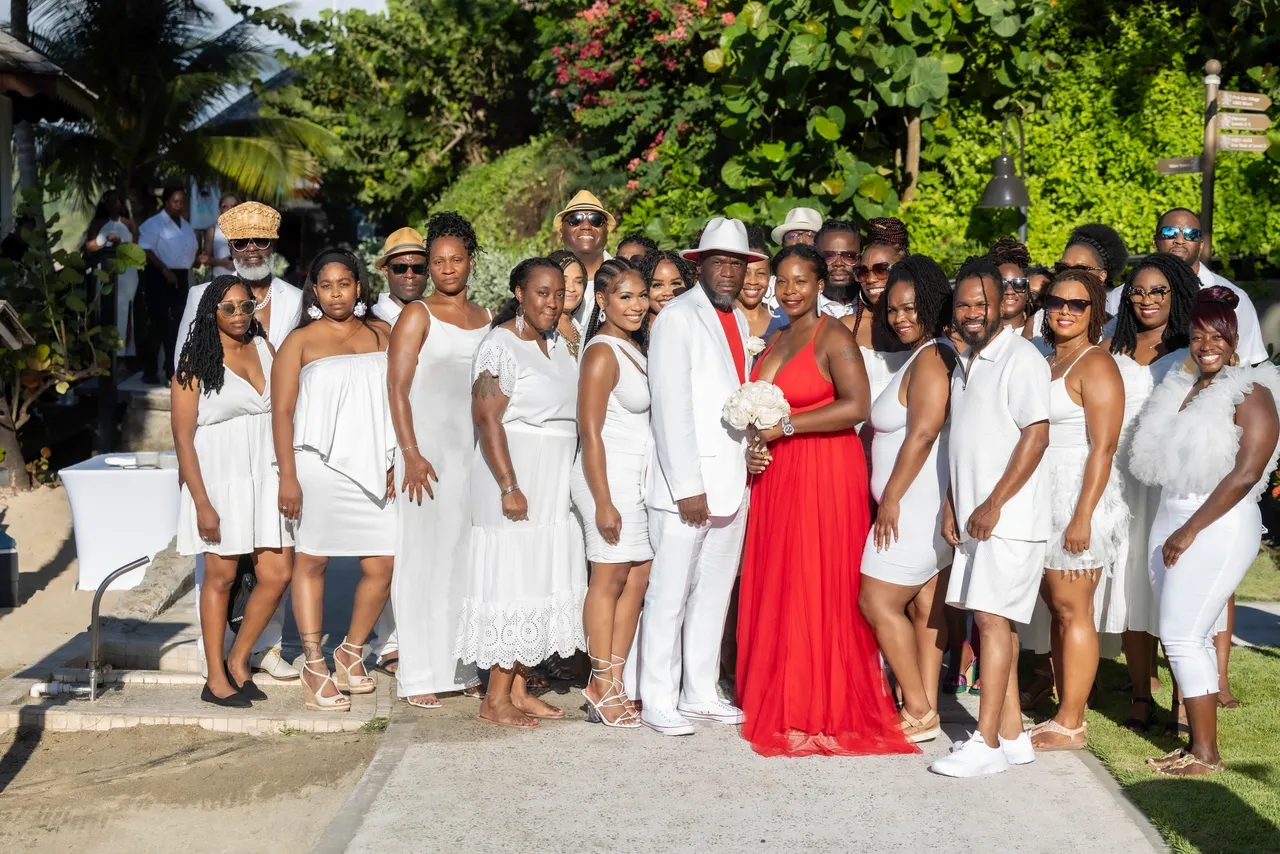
top-left (744, 336), bottom-right (767, 357)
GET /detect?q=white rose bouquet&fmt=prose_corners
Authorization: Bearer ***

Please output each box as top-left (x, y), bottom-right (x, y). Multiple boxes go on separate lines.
top-left (722, 380), bottom-right (791, 431)
top-left (744, 335), bottom-right (767, 357)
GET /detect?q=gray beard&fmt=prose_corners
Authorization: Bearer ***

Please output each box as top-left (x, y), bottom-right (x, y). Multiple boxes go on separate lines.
top-left (701, 280), bottom-right (737, 312)
top-left (233, 255), bottom-right (274, 283)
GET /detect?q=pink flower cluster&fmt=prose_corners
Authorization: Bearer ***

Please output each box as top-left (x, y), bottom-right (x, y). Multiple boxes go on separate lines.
top-left (722, 12), bottom-right (735, 25)
top-left (580, 0), bottom-right (611, 25)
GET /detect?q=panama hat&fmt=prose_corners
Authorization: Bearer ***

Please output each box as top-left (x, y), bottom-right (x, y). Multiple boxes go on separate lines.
top-left (553, 190), bottom-right (616, 232)
top-left (374, 227), bottom-right (428, 270)
top-left (219, 202), bottom-right (280, 241)
top-left (681, 217), bottom-right (770, 263)
top-left (770, 206), bottom-right (824, 246)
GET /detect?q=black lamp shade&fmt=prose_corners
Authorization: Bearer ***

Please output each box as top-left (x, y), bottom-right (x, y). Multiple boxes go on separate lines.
top-left (979, 153), bottom-right (1030, 208)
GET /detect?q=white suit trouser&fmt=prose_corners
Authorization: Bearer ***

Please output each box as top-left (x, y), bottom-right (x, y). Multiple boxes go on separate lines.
top-left (639, 504), bottom-right (746, 711)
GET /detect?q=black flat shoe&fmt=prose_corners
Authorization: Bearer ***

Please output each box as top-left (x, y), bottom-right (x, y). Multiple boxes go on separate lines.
top-left (226, 663), bottom-right (268, 702)
top-left (201, 683), bottom-right (251, 708)
top-left (1122, 697), bottom-right (1156, 733)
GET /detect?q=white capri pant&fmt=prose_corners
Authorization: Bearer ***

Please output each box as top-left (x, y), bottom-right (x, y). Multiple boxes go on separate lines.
top-left (1149, 494), bottom-right (1259, 699)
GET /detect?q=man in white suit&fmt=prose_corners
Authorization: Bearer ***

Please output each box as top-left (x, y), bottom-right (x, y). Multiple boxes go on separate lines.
top-left (640, 217), bottom-right (769, 736)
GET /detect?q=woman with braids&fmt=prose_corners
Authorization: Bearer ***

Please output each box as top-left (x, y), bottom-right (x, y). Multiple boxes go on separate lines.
top-left (841, 217), bottom-right (911, 409)
top-left (386, 212), bottom-right (490, 709)
top-left (457, 258), bottom-right (586, 728)
top-left (1056, 223), bottom-right (1128, 300)
top-left (571, 258), bottom-right (652, 728)
top-left (1027, 269), bottom-right (1126, 751)
top-left (615, 233), bottom-right (658, 265)
top-left (272, 248), bottom-right (396, 712)
top-left (549, 249), bottom-right (588, 361)
top-left (989, 236), bottom-right (1034, 333)
top-left (173, 275), bottom-right (292, 708)
top-left (858, 256), bottom-right (957, 743)
top-left (641, 249), bottom-right (694, 320)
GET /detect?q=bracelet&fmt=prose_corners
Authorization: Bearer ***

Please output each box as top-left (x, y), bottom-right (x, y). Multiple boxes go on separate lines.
top-left (401, 445), bottom-right (418, 453)
top-left (501, 483), bottom-right (520, 497)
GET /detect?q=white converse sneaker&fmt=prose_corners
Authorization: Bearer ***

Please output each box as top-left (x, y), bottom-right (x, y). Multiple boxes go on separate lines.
top-left (1000, 731), bottom-right (1036, 766)
top-left (929, 731), bottom-right (1010, 778)
top-left (677, 700), bottom-right (745, 725)
top-left (641, 708), bottom-right (696, 736)
top-left (252, 647), bottom-right (300, 680)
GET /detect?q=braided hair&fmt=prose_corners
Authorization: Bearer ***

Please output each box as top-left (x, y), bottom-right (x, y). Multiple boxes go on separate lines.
top-left (881, 255), bottom-right (952, 340)
top-left (1041, 269), bottom-right (1107, 347)
top-left (174, 275), bottom-right (263, 395)
top-left (616, 233), bottom-right (657, 256)
top-left (640, 250), bottom-right (695, 293)
top-left (988, 236), bottom-right (1031, 271)
top-left (547, 249), bottom-right (587, 282)
top-left (426, 210), bottom-right (479, 258)
top-left (864, 217), bottom-right (910, 254)
top-left (584, 257), bottom-right (649, 353)
top-left (1109, 254), bottom-right (1199, 357)
top-left (491, 257), bottom-right (564, 328)
top-left (1064, 223), bottom-right (1128, 286)
top-left (301, 247), bottom-right (372, 328)
top-left (744, 224), bottom-right (769, 255)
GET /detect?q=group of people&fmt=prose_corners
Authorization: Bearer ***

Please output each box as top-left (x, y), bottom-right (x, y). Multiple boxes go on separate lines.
top-left (168, 191), bottom-right (1278, 781)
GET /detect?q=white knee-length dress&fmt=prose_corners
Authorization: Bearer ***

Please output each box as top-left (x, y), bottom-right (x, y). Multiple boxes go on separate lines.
top-left (292, 351), bottom-right (396, 556)
top-left (178, 337), bottom-right (291, 556)
top-left (861, 339), bottom-right (953, 585)
top-left (570, 335), bottom-right (654, 563)
top-left (392, 309), bottom-right (485, 697)
top-left (456, 328), bottom-right (588, 670)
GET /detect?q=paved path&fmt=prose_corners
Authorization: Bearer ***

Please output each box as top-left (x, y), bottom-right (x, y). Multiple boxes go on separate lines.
top-left (1234, 600), bottom-right (1280, 648)
top-left (326, 690), bottom-right (1164, 854)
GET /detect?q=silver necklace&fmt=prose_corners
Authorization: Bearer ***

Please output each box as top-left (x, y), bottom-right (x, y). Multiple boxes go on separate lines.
top-left (254, 284), bottom-right (273, 312)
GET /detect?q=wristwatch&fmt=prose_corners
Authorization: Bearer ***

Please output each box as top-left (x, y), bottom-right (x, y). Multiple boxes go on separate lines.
top-left (781, 416), bottom-right (794, 437)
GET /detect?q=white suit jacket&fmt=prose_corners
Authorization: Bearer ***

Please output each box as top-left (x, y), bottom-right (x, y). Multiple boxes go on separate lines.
top-left (175, 277), bottom-right (304, 359)
top-left (646, 284), bottom-right (750, 517)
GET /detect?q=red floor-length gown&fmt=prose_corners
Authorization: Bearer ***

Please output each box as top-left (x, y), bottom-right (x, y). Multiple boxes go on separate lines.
top-left (736, 327), bottom-right (917, 757)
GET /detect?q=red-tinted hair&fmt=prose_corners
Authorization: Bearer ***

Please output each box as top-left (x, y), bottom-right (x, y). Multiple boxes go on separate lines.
top-left (1189, 285), bottom-right (1240, 346)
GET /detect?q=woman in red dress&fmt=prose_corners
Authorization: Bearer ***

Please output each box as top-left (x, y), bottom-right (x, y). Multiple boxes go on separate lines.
top-left (737, 245), bottom-right (917, 757)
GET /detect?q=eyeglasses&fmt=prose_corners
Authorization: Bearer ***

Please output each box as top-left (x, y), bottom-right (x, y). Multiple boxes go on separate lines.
top-left (822, 250), bottom-right (859, 263)
top-left (1002, 277), bottom-right (1029, 293)
top-left (1053, 261), bottom-right (1104, 275)
top-left (565, 211), bottom-right (606, 228)
top-left (1129, 286), bottom-right (1170, 302)
top-left (1156, 226), bottom-right (1202, 242)
top-left (217, 299), bottom-right (256, 317)
top-left (785, 230), bottom-right (815, 243)
top-left (229, 238), bottom-right (273, 252)
top-left (1044, 295), bottom-right (1092, 316)
top-left (388, 262), bottom-right (427, 276)
top-left (853, 262), bottom-right (894, 282)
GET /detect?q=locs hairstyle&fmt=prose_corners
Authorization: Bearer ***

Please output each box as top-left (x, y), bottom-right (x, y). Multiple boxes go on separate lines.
top-left (1189, 285), bottom-right (1241, 347)
top-left (1109, 254), bottom-right (1199, 358)
top-left (300, 247), bottom-right (371, 328)
top-left (174, 275), bottom-right (263, 395)
top-left (880, 255), bottom-right (953, 340)
top-left (1064, 223), bottom-right (1128, 285)
top-left (1041, 269), bottom-right (1107, 347)
top-left (584, 257), bottom-right (649, 354)
top-left (954, 255), bottom-right (1003, 299)
top-left (426, 210), bottom-right (479, 258)
top-left (491, 257), bottom-right (565, 328)
top-left (988, 235), bottom-right (1032, 271)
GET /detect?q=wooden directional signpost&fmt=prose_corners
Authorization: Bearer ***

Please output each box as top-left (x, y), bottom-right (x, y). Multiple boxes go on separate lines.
top-left (1155, 60), bottom-right (1274, 261)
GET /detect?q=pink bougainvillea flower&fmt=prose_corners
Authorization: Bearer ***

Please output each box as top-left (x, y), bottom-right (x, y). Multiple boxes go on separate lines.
top-left (721, 12), bottom-right (735, 25)
top-left (581, 0), bottom-right (610, 25)
top-left (627, 179), bottom-right (640, 190)
top-left (646, 149), bottom-right (659, 162)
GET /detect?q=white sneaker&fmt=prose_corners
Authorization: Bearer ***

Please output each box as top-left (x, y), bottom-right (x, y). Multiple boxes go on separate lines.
top-left (641, 708), bottom-right (696, 736)
top-left (1000, 731), bottom-right (1036, 766)
top-left (252, 647), bottom-right (300, 680)
top-left (677, 700), bottom-right (745, 725)
top-left (929, 732), bottom-right (1010, 778)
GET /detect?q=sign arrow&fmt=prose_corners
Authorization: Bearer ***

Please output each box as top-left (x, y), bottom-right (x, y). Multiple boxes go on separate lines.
top-left (1218, 133), bottom-right (1272, 153)
top-left (1218, 91), bottom-right (1272, 111)
top-left (1156, 156), bottom-right (1202, 175)
top-left (1220, 113), bottom-right (1273, 131)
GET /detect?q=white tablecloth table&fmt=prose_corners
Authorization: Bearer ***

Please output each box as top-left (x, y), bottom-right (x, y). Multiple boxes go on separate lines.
top-left (61, 454), bottom-right (180, 591)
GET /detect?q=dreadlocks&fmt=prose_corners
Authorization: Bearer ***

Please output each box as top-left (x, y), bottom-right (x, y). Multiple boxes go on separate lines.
top-left (881, 255), bottom-right (952, 340)
top-left (988, 236), bottom-right (1031, 271)
top-left (174, 275), bottom-right (263, 395)
top-left (1109, 254), bottom-right (1199, 357)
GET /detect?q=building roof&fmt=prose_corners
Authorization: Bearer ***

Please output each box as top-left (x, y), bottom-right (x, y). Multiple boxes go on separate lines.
top-left (0, 32), bottom-right (95, 120)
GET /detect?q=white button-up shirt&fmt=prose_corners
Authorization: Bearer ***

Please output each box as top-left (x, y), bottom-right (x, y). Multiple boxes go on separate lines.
top-left (817, 293), bottom-right (856, 319)
top-left (138, 211), bottom-right (198, 270)
top-left (373, 293), bottom-right (404, 326)
top-left (949, 325), bottom-right (1052, 542)
top-left (175, 277), bottom-right (303, 359)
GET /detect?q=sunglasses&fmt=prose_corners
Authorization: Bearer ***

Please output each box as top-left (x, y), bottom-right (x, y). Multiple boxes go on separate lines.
top-left (1053, 261), bottom-right (1104, 275)
top-left (388, 262), bottom-right (427, 276)
top-left (1156, 225), bottom-right (1202, 242)
top-left (1002, 277), bottom-right (1029, 293)
top-left (822, 249), bottom-right (859, 263)
top-left (785, 230), bottom-right (815, 242)
top-left (217, 299), bottom-right (256, 317)
top-left (1044, 295), bottom-right (1092, 316)
top-left (853, 261), bottom-right (894, 282)
top-left (229, 238), bottom-right (273, 252)
top-left (1129, 285), bottom-right (1171, 302)
top-left (565, 211), bottom-right (606, 228)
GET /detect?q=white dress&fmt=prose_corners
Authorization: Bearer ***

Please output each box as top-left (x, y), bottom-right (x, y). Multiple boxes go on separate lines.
top-left (392, 309), bottom-right (485, 697)
top-left (861, 339), bottom-right (953, 585)
top-left (570, 335), bottom-right (654, 563)
top-left (456, 328), bottom-right (587, 669)
top-left (179, 338), bottom-right (291, 556)
top-left (97, 220), bottom-right (139, 356)
top-left (209, 225), bottom-right (234, 276)
top-left (292, 351), bottom-right (396, 556)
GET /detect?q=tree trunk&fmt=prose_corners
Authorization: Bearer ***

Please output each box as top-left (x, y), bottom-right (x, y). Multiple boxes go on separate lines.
top-left (0, 422), bottom-right (27, 490)
top-left (901, 114), bottom-right (921, 205)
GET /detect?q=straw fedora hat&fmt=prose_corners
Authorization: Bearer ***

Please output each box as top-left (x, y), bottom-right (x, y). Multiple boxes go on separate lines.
top-left (770, 206), bottom-right (824, 246)
top-left (219, 202), bottom-right (280, 241)
top-left (681, 217), bottom-right (769, 263)
top-left (374, 227), bottom-right (428, 270)
top-left (553, 190), bottom-right (616, 232)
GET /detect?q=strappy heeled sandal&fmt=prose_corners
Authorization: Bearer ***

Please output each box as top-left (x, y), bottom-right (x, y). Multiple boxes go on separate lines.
top-left (334, 639), bottom-right (376, 695)
top-left (900, 708), bottom-right (942, 743)
top-left (1154, 753), bottom-right (1223, 776)
top-left (1031, 718), bottom-right (1087, 751)
top-left (582, 653), bottom-right (640, 729)
top-left (301, 657), bottom-right (351, 712)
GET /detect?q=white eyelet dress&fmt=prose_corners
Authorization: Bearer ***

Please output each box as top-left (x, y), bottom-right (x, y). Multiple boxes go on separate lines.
top-left (861, 339), bottom-right (954, 586)
top-left (392, 310), bottom-right (486, 697)
top-left (178, 338), bottom-right (291, 556)
top-left (291, 351), bottom-right (396, 556)
top-left (456, 328), bottom-right (587, 670)
top-left (570, 335), bottom-right (654, 563)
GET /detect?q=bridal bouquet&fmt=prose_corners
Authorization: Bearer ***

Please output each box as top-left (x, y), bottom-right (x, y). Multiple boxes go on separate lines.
top-left (722, 381), bottom-right (791, 431)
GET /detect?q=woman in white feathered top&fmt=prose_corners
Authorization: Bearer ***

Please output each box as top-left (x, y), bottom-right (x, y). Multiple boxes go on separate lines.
top-left (1129, 287), bottom-right (1280, 777)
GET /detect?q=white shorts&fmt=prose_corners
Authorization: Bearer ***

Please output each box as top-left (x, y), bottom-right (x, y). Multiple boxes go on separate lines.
top-left (946, 536), bottom-right (1045, 624)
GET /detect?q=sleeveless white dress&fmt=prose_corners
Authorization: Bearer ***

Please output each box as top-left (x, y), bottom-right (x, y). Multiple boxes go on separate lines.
top-left (861, 339), bottom-right (954, 585)
top-left (570, 335), bottom-right (654, 563)
top-left (456, 328), bottom-right (587, 669)
top-left (392, 309), bottom-right (485, 697)
top-left (292, 351), bottom-right (396, 556)
top-left (179, 338), bottom-right (290, 556)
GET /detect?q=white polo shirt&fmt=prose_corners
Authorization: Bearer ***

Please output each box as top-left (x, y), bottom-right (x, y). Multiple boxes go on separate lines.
top-left (138, 211), bottom-right (198, 270)
top-left (949, 325), bottom-right (1051, 542)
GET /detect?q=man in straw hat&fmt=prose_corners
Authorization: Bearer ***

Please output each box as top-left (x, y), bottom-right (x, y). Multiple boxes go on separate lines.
top-left (371, 227), bottom-right (429, 326)
top-left (640, 216), bottom-right (769, 736)
top-left (554, 190), bottom-right (615, 325)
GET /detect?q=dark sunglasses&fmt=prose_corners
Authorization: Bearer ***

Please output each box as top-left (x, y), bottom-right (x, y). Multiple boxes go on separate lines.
top-left (1044, 295), bottom-right (1092, 316)
top-left (388, 262), bottom-right (427, 276)
top-left (1053, 261), bottom-right (1104, 275)
top-left (1156, 225), bottom-right (1202, 242)
top-left (1129, 285), bottom-right (1171, 302)
top-left (229, 238), bottom-right (273, 252)
top-left (1002, 277), bottom-right (1029, 293)
top-left (565, 211), bottom-right (606, 228)
top-left (853, 261), bottom-right (894, 281)
top-left (217, 299), bottom-right (255, 317)
top-left (822, 249), bottom-right (859, 263)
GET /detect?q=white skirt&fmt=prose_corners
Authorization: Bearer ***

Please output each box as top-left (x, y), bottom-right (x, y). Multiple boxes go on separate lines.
top-left (293, 450), bottom-right (395, 556)
top-left (1043, 448), bottom-right (1129, 573)
top-left (570, 449), bottom-right (653, 564)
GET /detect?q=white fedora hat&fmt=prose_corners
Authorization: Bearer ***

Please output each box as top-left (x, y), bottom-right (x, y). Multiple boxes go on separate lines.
top-left (770, 206), bottom-right (824, 245)
top-left (681, 217), bottom-right (770, 263)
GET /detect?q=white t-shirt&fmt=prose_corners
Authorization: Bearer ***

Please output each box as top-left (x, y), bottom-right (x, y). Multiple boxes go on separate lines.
top-left (138, 211), bottom-right (198, 270)
top-left (949, 325), bottom-right (1052, 542)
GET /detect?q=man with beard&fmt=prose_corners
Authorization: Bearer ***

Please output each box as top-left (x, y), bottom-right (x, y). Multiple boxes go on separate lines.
top-left (175, 201), bottom-right (304, 683)
top-left (640, 217), bottom-right (768, 736)
top-left (555, 190), bottom-right (614, 325)
top-left (932, 256), bottom-right (1050, 778)
top-left (815, 219), bottom-right (861, 318)
top-left (372, 227), bottom-right (429, 324)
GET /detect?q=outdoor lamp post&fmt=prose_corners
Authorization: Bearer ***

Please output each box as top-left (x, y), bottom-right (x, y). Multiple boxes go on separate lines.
top-left (978, 114), bottom-right (1030, 243)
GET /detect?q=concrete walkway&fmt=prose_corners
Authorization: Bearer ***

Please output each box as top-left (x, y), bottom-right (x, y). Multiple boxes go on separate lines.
top-left (328, 690), bottom-right (1165, 854)
top-left (1234, 601), bottom-right (1280, 649)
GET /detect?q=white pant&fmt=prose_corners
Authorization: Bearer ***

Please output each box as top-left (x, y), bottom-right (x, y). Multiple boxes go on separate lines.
top-left (639, 504), bottom-right (746, 711)
top-left (1150, 495), bottom-right (1259, 699)
top-left (374, 604), bottom-right (397, 658)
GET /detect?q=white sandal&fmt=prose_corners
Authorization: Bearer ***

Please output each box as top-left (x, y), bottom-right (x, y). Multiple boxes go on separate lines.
top-left (301, 657), bottom-right (351, 712)
top-left (582, 653), bottom-right (640, 729)
top-left (334, 639), bottom-right (376, 695)
top-left (1031, 718), bottom-right (1087, 751)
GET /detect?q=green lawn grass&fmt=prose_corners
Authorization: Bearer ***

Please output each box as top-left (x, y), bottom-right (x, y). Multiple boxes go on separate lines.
top-left (1238, 547), bottom-right (1280, 602)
